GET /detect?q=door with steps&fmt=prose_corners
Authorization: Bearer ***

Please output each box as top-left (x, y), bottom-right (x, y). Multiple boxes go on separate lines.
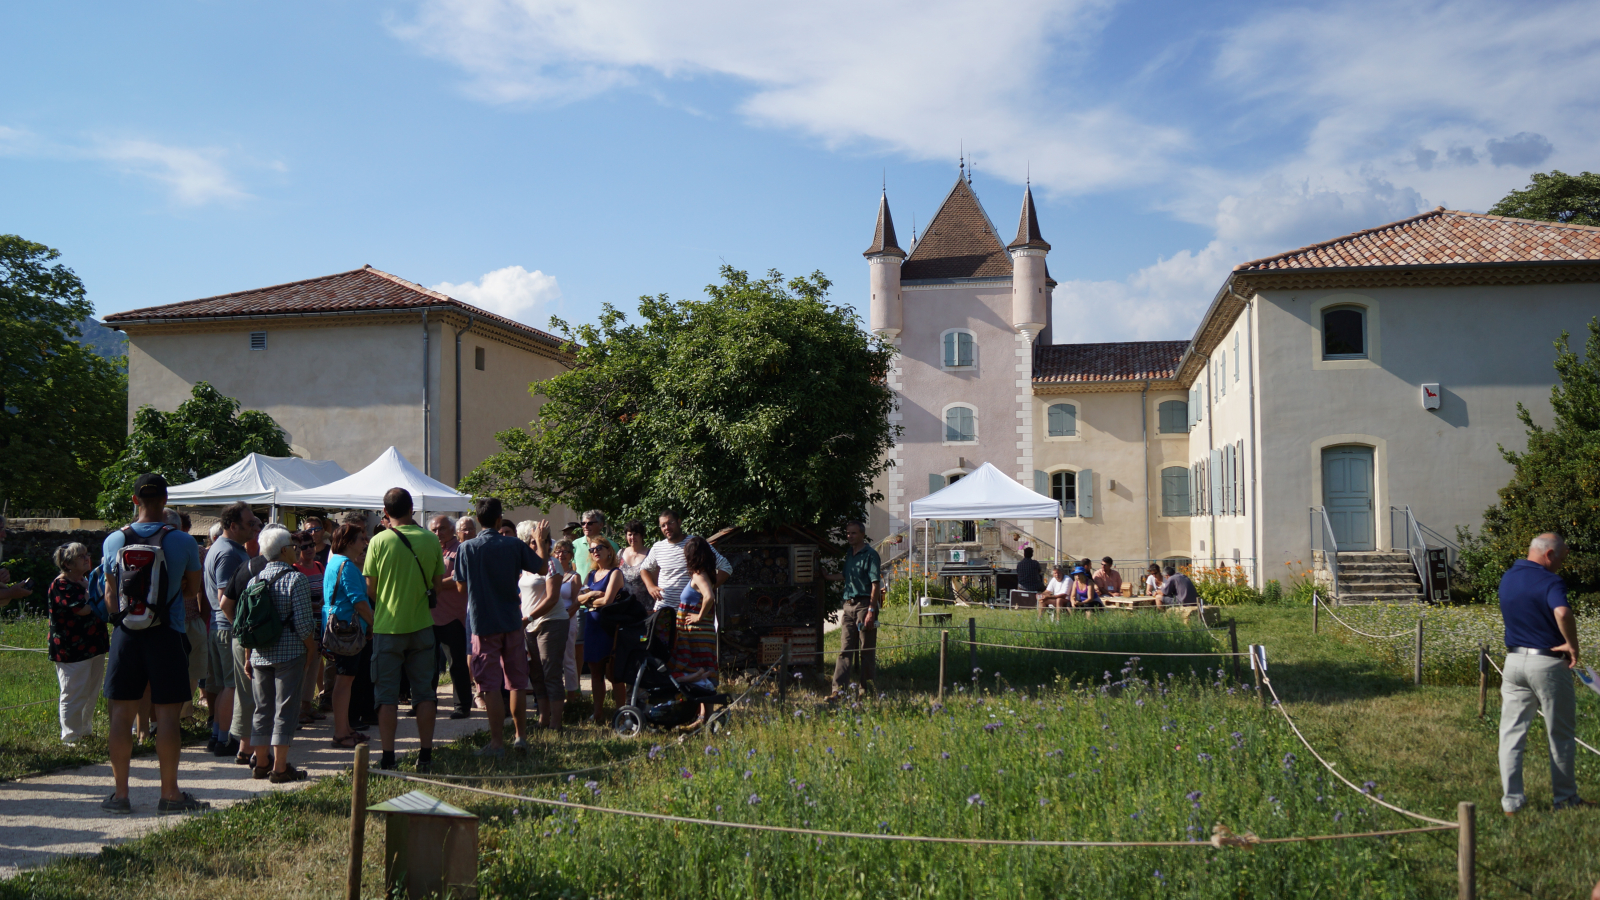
top-left (1335, 551), bottom-right (1424, 604)
top-left (1322, 446), bottom-right (1375, 551)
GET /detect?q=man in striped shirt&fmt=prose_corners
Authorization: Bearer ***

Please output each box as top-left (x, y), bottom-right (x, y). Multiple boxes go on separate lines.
top-left (639, 510), bottom-right (731, 609)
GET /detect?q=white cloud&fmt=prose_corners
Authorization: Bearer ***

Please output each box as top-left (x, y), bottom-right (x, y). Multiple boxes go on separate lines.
top-left (92, 139), bottom-right (250, 206)
top-left (433, 265), bottom-right (563, 325)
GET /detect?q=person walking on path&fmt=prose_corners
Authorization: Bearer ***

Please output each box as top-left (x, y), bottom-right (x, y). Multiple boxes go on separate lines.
top-left (99, 473), bottom-right (208, 814)
top-left (47, 542), bottom-right (108, 744)
top-left (429, 514), bottom-right (474, 720)
top-left (453, 497), bottom-right (546, 755)
top-left (324, 523), bottom-right (375, 748)
top-left (244, 526), bottom-right (319, 783)
top-left (365, 488), bottom-right (446, 773)
top-left (826, 521), bottom-right (882, 702)
top-left (1498, 532), bottom-right (1592, 814)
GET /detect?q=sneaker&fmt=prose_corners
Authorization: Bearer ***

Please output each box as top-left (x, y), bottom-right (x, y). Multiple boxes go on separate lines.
top-left (156, 792), bottom-right (211, 814)
top-left (101, 793), bottom-right (131, 814)
top-left (268, 765), bottom-right (307, 784)
top-left (474, 745), bottom-right (506, 759)
top-left (450, 709), bottom-right (471, 720)
top-left (512, 737), bottom-right (529, 753)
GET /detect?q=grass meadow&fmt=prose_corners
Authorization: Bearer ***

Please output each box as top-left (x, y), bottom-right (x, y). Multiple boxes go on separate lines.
top-left (1320, 602), bottom-right (1600, 686)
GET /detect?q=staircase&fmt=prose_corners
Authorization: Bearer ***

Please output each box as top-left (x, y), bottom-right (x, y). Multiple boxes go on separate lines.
top-left (1332, 551), bottom-right (1425, 605)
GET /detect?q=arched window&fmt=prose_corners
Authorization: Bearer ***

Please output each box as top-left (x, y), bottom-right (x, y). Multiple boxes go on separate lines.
top-left (1157, 400), bottom-right (1188, 434)
top-left (1323, 307), bottom-right (1366, 359)
top-left (1160, 466), bottom-right (1190, 516)
top-left (1051, 470), bottom-right (1077, 517)
top-left (944, 406), bottom-right (976, 443)
top-left (942, 330), bottom-right (975, 368)
top-left (1046, 403), bottom-right (1077, 437)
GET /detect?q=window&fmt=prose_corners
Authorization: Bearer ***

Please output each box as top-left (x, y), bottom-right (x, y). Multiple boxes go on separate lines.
top-left (1162, 557), bottom-right (1192, 573)
top-left (249, 331), bottom-right (266, 351)
top-left (942, 331), bottom-right (975, 368)
top-left (944, 406), bottom-right (976, 442)
top-left (1323, 307), bottom-right (1366, 358)
top-left (1158, 400), bottom-right (1189, 434)
top-left (1161, 466), bottom-right (1189, 517)
top-left (1046, 403), bottom-right (1077, 437)
top-left (1188, 386), bottom-right (1203, 424)
top-left (474, 346), bottom-right (485, 370)
top-left (1050, 470), bottom-right (1077, 517)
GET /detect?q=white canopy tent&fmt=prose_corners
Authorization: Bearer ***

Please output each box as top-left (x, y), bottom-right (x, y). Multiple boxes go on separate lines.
top-left (906, 462), bottom-right (1062, 613)
top-left (275, 446), bottom-right (474, 515)
top-left (166, 454), bottom-right (351, 507)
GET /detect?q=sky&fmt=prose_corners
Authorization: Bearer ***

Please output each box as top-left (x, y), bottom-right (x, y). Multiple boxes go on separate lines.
top-left (4, 0), bottom-right (1598, 344)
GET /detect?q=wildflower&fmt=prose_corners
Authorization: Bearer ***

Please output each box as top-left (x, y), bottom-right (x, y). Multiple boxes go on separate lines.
top-left (567, 774), bottom-right (577, 782)
top-left (648, 745), bottom-right (663, 760)
top-left (1282, 753), bottom-right (1296, 768)
top-left (794, 709), bottom-right (804, 718)
top-left (1361, 780), bottom-right (1376, 794)
top-left (825, 746), bottom-right (834, 755)
top-left (1038, 798), bottom-right (1048, 806)
top-left (1135, 698), bottom-right (1145, 707)
top-left (1186, 791), bottom-right (1202, 808)
top-left (705, 746), bottom-right (720, 757)
top-left (941, 751), bottom-right (951, 759)
top-left (982, 722), bottom-right (1002, 733)
top-left (680, 768), bottom-right (693, 780)
top-left (743, 770), bottom-right (753, 780)
top-left (585, 780), bottom-right (600, 796)
top-left (1334, 811), bottom-right (1343, 822)
top-left (559, 793), bottom-right (568, 802)
top-left (966, 793), bottom-right (985, 808)
top-left (747, 748), bottom-right (757, 758)
top-left (748, 794), bottom-right (761, 806)
top-left (1154, 870), bottom-right (1166, 885)
top-left (1197, 752), bottom-right (1213, 763)
top-left (901, 762), bottom-right (914, 771)
top-left (879, 821), bottom-right (890, 831)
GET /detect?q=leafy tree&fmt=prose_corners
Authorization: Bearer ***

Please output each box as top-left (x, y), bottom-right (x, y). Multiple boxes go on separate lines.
top-left (97, 382), bottom-right (292, 523)
top-left (0, 235), bottom-right (127, 517)
top-left (1458, 318), bottom-right (1600, 608)
top-left (1487, 170), bottom-right (1600, 226)
top-left (462, 266), bottom-right (899, 536)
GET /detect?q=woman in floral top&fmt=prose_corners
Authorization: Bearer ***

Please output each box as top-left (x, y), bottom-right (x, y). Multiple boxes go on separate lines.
top-left (48, 542), bottom-right (109, 743)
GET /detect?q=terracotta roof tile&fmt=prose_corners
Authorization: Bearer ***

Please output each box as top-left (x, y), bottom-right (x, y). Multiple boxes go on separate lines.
top-left (1033, 340), bottom-right (1188, 384)
top-left (902, 177), bottom-right (1012, 280)
top-left (1237, 208), bottom-right (1600, 271)
top-left (102, 266), bottom-right (565, 348)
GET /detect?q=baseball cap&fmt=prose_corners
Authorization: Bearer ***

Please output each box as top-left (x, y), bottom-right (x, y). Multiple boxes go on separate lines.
top-left (133, 473), bottom-right (169, 499)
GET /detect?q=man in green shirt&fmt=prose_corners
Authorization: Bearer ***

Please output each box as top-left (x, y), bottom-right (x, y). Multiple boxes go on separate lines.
top-left (572, 509), bottom-right (605, 583)
top-left (364, 488), bottom-right (446, 772)
top-left (826, 520), bottom-right (881, 701)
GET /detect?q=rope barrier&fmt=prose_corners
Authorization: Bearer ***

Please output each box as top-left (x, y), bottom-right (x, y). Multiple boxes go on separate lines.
top-left (1483, 655), bottom-right (1600, 757)
top-left (1312, 596), bottom-right (1414, 640)
top-left (0, 698), bottom-right (53, 713)
top-left (1259, 673), bottom-right (1455, 827)
top-left (413, 756), bottom-right (640, 782)
top-left (0, 644), bottom-right (47, 653)
top-left (883, 622), bottom-right (1227, 637)
top-left (367, 769), bottom-right (1455, 847)
top-left (961, 640), bottom-right (1246, 659)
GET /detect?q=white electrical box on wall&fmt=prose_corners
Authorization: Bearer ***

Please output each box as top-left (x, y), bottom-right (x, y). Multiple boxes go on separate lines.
top-left (1421, 383), bottom-right (1441, 411)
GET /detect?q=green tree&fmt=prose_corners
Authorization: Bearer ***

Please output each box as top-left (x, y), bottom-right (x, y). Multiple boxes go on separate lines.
top-left (462, 266), bottom-right (899, 536)
top-left (0, 235), bottom-right (127, 517)
top-left (1458, 318), bottom-right (1600, 607)
top-left (1487, 170), bottom-right (1600, 226)
top-left (97, 382), bottom-right (292, 523)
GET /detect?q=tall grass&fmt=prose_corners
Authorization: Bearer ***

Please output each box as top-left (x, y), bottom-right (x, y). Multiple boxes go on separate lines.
top-left (1323, 603), bottom-right (1600, 686)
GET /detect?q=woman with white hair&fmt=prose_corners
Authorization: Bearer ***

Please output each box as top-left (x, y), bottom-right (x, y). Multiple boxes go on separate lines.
top-left (48, 542), bottom-right (109, 743)
top-left (244, 524), bottom-right (319, 782)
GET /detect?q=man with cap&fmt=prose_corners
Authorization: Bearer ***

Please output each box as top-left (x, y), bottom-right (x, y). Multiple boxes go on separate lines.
top-left (99, 474), bottom-right (208, 813)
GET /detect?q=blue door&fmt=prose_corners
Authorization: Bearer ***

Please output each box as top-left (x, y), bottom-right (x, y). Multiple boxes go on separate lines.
top-left (1321, 446), bottom-right (1375, 551)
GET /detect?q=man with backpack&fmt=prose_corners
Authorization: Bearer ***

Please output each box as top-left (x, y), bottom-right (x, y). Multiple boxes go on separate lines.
top-left (365, 488), bottom-right (446, 772)
top-left (99, 473), bottom-right (208, 814)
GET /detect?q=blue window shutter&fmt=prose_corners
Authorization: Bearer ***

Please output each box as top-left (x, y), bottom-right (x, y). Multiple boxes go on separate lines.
top-left (958, 332), bottom-right (974, 367)
top-left (1236, 439), bottom-right (1246, 515)
top-left (1034, 469), bottom-right (1048, 496)
top-left (929, 473), bottom-right (944, 495)
top-left (943, 333), bottom-right (955, 367)
top-left (1078, 468), bottom-right (1094, 518)
top-left (1234, 333), bottom-right (1241, 382)
top-left (1161, 466), bottom-right (1189, 517)
top-left (1047, 403), bottom-right (1076, 437)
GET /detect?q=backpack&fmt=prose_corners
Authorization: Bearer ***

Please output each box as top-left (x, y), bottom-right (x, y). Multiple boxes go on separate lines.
top-left (110, 524), bottom-right (175, 631)
top-left (235, 567), bottom-right (296, 650)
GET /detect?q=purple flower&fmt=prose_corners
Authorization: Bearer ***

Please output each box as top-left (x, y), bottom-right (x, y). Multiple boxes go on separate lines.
top-left (878, 821), bottom-right (890, 831)
top-left (705, 746), bottom-right (720, 756)
top-left (1334, 811), bottom-right (1343, 822)
top-left (1135, 698), bottom-right (1145, 707)
top-left (1038, 797), bottom-right (1048, 806)
top-left (941, 751), bottom-right (950, 760)
top-left (1197, 752), bottom-right (1213, 763)
top-left (567, 774), bottom-right (577, 782)
top-left (747, 749), bottom-right (757, 758)
top-left (825, 747), bottom-right (834, 755)
top-left (1361, 781), bottom-right (1376, 794)
top-left (1282, 753), bottom-right (1297, 768)
top-left (559, 792), bottom-right (568, 802)
top-left (585, 780), bottom-right (600, 795)
top-left (1186, 790), bottom-right (1202, 808)
top-left (648, 745), bottom-right (663, 760)
top-left (680, 768), bottom-right (693, 780)
top-left (748, 793), bottom-right (761, 806)
top-left (982, 722), bottom-right (1002, 733)
top-left (743, 770), bottom-right (753, 780)
top-left (901, 762), bottom-right (914, 771)
top-left (794, 709), bottom-right (804, 718)
top-left (966, 793), bottom-right (985, 808)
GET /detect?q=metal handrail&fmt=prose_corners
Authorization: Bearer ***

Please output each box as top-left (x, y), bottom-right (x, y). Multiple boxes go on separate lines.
top-left (1309, 506), bottom-right (1340, 601)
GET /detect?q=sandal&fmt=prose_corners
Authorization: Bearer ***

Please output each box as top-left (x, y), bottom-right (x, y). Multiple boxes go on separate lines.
top-left (298, 712), bottom-right (317, 726)
top-left (331, 734), bottom-right (363, 748)
top-left (234, 752), bottom-right (253, 766)
top-left (269, 764), bottom-right (307, 784)
top-left (253, 763), bottom-right (272, 780)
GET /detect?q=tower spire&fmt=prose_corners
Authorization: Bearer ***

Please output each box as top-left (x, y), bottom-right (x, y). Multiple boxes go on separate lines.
top-left (1008, 183), bottom-right (1050, 251)
top-left (863, 192), bottom-right (905, 258)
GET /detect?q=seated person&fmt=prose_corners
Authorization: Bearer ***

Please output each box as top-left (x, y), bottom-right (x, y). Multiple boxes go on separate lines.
top-left (1092, 557), bottom-right (1123, 597)
top-left (1014, 547), bottom-right (1045, 593)
top-left (1144, 563), bottom-right (1165, 597)
top-left (1068, 567), bottom-right (1103, 609)
top-left (1158, 566), bottom-right (1198, 608)
top-left (1037, 564), bottom-right (1072, 609)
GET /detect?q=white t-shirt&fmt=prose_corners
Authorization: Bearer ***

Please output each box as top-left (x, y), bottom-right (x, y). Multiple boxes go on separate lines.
top-left (642, 535), bottom-right (733, 610)
top-left (1044, 577), bottom-right (1070, 596)
top-left (1145, 574), bottom-right (1162, 596)
top-left (521, 557), bottom-right (567, 630)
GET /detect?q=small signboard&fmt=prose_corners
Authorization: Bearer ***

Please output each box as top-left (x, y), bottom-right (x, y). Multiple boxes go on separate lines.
top-left (1425, 548), bottom-right (1451, 602)
top-left (1421, 383), bottom-right (1441, 411)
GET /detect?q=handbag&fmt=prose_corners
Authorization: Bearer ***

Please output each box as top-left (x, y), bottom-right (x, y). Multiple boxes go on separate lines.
top-left (321, 560), bottom-right (367, 657)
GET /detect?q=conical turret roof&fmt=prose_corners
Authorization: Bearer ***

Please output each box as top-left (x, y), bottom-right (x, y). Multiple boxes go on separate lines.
top-left (902, 176), bottom-right (1011, 280)
top-left (1008, 185), bottom-right (1051, 251)
top-left (863, 193), bottom-right (906, 258)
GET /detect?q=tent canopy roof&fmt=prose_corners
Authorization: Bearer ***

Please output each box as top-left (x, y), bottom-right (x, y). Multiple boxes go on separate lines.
top-left (166, 454), bottom-right (351, 506)
top-left (907, 462), bottom-right (1061, 520)
top-left (275, 446), bottom-right (473, 512)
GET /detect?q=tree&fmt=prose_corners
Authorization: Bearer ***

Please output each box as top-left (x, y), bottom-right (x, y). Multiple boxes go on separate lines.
top-left (0, 235), bottom-right (127, 517)
top-left (97, 382), bottom-right (292, 523)
top-left (1458, 318), bottom-right (1600, 608)
top-left (462, 266), bottom-right (900, 536)
top-left (1487, 170), bottom-right (1600, 227)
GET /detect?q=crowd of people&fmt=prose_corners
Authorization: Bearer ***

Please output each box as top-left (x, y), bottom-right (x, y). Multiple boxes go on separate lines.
top-left (1012, 548), bottom-right (1199, 610)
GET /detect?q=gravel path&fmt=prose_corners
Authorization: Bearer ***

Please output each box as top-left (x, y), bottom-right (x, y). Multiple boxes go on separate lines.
top-left (0, 710), bottom-right (489, 879)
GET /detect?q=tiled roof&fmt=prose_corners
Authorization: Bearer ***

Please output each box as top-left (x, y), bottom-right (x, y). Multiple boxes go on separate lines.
top-left (1237, 208), bottom-right (1600, 271)
top-left (1008, 185), bottom-right (1050, 251)
top-left (863, 193), bottom-right (906, 258)
top-left (103, 266), bottom-right (566, 348)
top-left (1033, 340), bottom-right (1188, 385)
top-left (902, 177), bottom-right (1013, 280)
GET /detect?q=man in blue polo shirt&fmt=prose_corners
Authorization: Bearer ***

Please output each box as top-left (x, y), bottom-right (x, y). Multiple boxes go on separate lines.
top-left (1498, 532), bottom-right (1590, 814)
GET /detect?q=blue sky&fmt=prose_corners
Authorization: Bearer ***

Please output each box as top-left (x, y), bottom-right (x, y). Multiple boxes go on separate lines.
top-left (4, 0), bottom-right (1597, 342)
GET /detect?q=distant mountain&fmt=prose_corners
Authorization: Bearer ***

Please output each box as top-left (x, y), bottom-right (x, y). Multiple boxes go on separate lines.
top-left (74, 318), bottom-right (127, 360)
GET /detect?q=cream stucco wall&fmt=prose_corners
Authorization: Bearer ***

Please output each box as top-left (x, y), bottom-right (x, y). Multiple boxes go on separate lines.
top-left (1186, 302), bottom-right (1258, 574)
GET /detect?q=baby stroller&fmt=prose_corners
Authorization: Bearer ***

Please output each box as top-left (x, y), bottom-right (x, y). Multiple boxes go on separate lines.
top-left (611, 609), bottom-right (733, 737)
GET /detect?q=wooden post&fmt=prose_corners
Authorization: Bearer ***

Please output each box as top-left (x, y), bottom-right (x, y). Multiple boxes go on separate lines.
top-left (1251, 645), bottom-right (1267, 709)
top-left (346, 743), bottom-right (370, 900)
top-left (1415, 617), bottom-right (1425, 686)
top-left (1457, 801), bottom-right (1476, 900)
top-left (938, 630), bottom-right (949, 703)
top-left (1312, 594), bottom-right (1319, 635)
top-left (967, 617), bottom-right (978, 683)
top-left (1478, 646), bottom-right (1488, 719)
top-left (778, 642), bottom-right (790, 701)
top-left (1228, 619), bottom-right (1240, 683)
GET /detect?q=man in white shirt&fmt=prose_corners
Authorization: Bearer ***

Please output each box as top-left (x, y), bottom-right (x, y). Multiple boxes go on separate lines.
top-left (640, 510), bottom-right (732, 609)
top-left (1037, 564), bottom-right (1072, 610)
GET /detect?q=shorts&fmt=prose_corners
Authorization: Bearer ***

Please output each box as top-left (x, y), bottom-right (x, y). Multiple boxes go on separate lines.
top-left (332, 640), bottom-right (371, 677)
top-left (371, 628), bottom-right (436, 708)
top-left (104, 625), bottom-right (191, 705)
top-left (186, 619), bottom-right (209, 686)
top-left (470, 632), bottom-right (531, 692)
top-left (207, 627), bottom-right (236, 690)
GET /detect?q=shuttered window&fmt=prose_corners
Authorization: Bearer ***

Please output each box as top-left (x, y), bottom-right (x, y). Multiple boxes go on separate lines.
top-left (944, 406), bottom-right (975, 442)
top-left (1161, 466), bottom-right (1189, 517)
top-left (1046, 403), bottom-right (1077, 437)
top-left (1158, 400), bottom-right (1188, 434)
top-left (1050, 471), bottom-right (1077, 517)
top-left (943, 331), bottom-right (975, 367)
